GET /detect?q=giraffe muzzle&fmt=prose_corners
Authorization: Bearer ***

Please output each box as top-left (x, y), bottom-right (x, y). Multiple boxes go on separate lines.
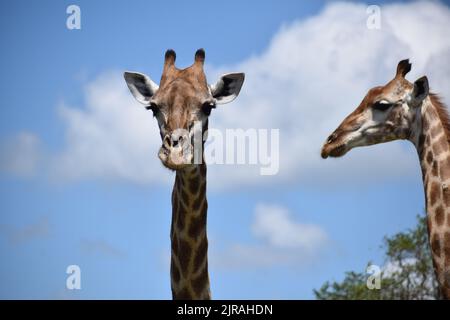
top-left (321, 132), bottom-right (350, 159)
top-left (159, 131), bottom-right (194, 170)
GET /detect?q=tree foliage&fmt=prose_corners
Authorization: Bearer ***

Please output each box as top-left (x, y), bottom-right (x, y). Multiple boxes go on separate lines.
top-left (314, 215), bottom-right (441, 300)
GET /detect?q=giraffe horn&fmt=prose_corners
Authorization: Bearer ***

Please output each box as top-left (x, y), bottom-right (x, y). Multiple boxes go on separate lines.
top-left (194, 48), bottom-right (205, 66)
top-left (396, 59), bottom-right (412, 78)
top-left (164, 49), bottom-right (176, 69)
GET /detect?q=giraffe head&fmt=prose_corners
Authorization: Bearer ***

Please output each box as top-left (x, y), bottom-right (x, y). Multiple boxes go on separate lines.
top-left (124, 49), bottom-right (245, 170)
top-left (321, 59), bottom-right (430, 158)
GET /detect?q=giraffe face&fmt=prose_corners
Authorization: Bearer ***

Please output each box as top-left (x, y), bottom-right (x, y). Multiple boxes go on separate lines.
top-left (321, 59), bottom-right (429, 159)
top-left (124, 49), bottom-right (245, 170)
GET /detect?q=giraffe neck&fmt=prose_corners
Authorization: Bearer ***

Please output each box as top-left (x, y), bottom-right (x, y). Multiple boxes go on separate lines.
top-left (170, 163), bottom-right (210, 300)
top-left (412, 96), bottom-right (450, 299)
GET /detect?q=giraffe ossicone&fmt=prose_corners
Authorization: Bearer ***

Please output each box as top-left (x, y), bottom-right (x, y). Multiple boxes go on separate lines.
top-left (124, 49), bottom-right (245, 299)
top-left (321, 59), bottom-right (450, 299)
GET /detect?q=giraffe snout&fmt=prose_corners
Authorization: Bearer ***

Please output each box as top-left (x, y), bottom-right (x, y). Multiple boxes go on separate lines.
top-left (321, 130), bottom-right (349, 159)
top-left (159, 130), bottom-right (194, 170)
top-left (163, 131), bottom-right (188, 149)
top-left (327, 132), bottom-right (338, 144)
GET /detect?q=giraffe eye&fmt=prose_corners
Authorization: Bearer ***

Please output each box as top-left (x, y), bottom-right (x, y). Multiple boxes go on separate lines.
top-left (201, 102), bottom-right (215, 116)
top-left (147, 102), bottom-right (159, 117)
top-left (372, 101), bottom-right (393, 112)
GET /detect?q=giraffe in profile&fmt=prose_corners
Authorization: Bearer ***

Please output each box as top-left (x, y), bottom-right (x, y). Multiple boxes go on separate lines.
top-left (124, 49), bottom-right (245, 299)
top-left (321, 59), bottom-right (450, 299)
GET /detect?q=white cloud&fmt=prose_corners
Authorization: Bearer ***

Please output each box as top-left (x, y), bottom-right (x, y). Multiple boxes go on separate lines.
top-left (3, 1), bottom-right (450, 189)
top-left (0, 132), bottom-right (42, 177)
top-left (252, 204), bottom-right (327, 250)
top-left (49, 71), bottom-right (171, 185)
top-left (211, 203), bottom-right (328, 269)
top-left (205, 0), bottom-right (450, 188)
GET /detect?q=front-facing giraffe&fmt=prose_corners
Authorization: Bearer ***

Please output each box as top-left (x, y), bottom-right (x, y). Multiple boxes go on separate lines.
top-left (321, 60), bottom-right (450, 299)
top-left (124, 49), bottom-right (245, 299)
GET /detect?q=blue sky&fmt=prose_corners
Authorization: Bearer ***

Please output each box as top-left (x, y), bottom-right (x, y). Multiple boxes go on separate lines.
top-left (1, 0), bottom-right (450, 299)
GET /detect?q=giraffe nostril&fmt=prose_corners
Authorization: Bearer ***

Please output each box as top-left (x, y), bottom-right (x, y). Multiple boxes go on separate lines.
top-left (327, 133), bottom-right (337, 144)
top-left (171, 133), bottom-right (184, 148)
top-left (164, 135), bottom-right (171, 148)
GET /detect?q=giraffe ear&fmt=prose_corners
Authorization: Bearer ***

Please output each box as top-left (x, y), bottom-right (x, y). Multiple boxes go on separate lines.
top-left (124, 71), bottom-right (159, 106)
top-left (210, 73), bottom-right (245, 105)
top-left (411, 76), bottom-right (429, 104)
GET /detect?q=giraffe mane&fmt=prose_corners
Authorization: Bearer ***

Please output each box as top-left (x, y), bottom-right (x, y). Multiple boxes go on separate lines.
top-left (429, 93), bottom-right (450, 145)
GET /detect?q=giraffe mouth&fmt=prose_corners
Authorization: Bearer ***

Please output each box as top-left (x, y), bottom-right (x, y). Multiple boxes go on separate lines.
top-left (321, 143), bottom-right (348, 159)
top-left (158, 144), bottom-right (194, 170)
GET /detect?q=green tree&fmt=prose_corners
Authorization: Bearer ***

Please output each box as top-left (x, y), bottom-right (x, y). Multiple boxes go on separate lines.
top-left (314, 215), bottom-right (441, 300)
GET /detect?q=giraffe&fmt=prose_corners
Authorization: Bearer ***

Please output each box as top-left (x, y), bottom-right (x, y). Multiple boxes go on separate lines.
top-left (124, 49), bottom-right (245, 299)
top-left (321, 59), bottom-right (450, 299)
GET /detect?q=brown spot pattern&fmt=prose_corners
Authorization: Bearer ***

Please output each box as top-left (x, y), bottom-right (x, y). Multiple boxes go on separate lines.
top-left (432, 161), bottom-right (439, 177)
top-left (191, 267), bottom-right (209, 297)
top-left (189, 175), bottom-right (200, 194)
top-left (427, 216), bottom-right (432, 233)
top-left (180, 187), bottom-right (190, 207)
top-left (440, 160), bottom-right (450, 181)
top-left (433, 136), bottom-right (446, 155)
top-left (444, 186), bottom-right (450, 207)
top-left (192, 194), bottom-right (203, 211)
top-left (174, 287), bottom-right (192, 300)
top-left (178, 238), bottom-right (192, 274)
top-left (445, 232), bottom-right (450, 262)
top-left (172, 193), bottom-right (179, 215)
top-left (426, 150), bottom-right (433, 165)
top-left (177, 202), bottom-right (187, 231)
top-left (431, 234), bottom-right (441, 256)
top-left (429, 182), bottom-right (440, 205)
top-left (171, 260), bottom-right (181, 283)
top-left (430, 125), bottom-right (441, 138)
top-left (171, 233), bottom-right (178, 253)
top-left (435, 206), bottom-right (445, 226)
top-left (188, 209), bottom-right (207, 240)
top-left (193, 236), bottom-right (208, 272)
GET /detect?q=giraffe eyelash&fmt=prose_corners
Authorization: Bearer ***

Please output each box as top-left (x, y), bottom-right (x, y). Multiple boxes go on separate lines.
top-left (372, 100), bottom-right (393, 111)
